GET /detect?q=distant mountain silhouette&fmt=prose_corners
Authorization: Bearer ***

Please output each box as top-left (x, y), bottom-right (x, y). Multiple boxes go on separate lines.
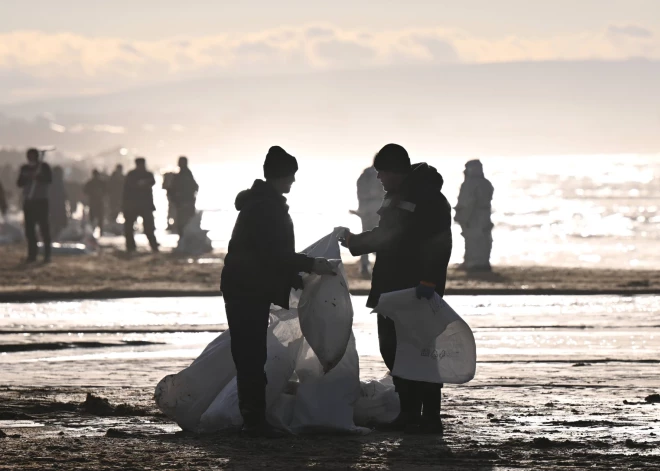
top-left (2, 60), bottom-right (659, 160)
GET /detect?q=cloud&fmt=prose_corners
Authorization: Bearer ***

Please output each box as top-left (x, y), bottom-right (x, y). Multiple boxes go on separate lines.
top-left (314, 39), bottom-right (376, 67)
top-left (0, 24), bottom-right (658, 102)
top-left (607, 24), bottom-right (653, 39)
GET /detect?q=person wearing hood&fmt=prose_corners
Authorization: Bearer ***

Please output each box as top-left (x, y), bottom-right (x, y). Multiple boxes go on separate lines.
top-left (454, 159), bottom-right (494, 272)
top-left (337, 143), bottom-right (452, 434)
top-left (220, 146), bottom-right (336, 438)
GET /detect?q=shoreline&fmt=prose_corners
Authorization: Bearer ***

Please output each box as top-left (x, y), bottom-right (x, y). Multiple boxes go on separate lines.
top-left (3, 244), bottom-right (660, 303)
top-left (1, 286), bottom-right (660, 303)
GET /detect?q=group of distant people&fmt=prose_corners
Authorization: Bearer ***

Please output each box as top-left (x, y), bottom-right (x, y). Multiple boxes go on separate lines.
top-left (355, 159), bottom-right (494, 274)
top-left (3, 149), bottom-right (198, 263)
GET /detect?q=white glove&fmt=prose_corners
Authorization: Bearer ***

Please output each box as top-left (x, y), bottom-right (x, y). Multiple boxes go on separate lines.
top-left (312, 257), bottom-right (336, 276)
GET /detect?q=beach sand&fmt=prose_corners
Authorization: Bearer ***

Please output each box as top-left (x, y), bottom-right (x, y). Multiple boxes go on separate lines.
top-left (2, 243), bottom-right (660, 301)
top-left (2, 243), bottom-right (660, 469)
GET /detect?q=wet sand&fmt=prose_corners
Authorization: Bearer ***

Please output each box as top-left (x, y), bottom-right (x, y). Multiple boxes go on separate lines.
top-left (1, 295), bottom-right (659, 469)
top-left (2, 244), bottom-right (660, 302)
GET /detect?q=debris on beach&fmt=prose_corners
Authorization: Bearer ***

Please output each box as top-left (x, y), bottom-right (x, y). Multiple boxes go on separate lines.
top-left (644, 394), bottom-right (660, 404)
top-left (81, 393), bottom-right (150, 417)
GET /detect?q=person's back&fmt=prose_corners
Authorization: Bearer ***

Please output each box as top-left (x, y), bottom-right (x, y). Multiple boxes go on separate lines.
top-left (84, 173), bottom-right (107, 207)
top-left (122, 158), bottom-right (158, 253)
top-left (16, 148), bottom-right (53, 262)
top-left (123, 167), bottom-right (155, 213)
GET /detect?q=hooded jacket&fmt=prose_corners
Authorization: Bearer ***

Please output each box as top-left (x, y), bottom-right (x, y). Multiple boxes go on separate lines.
top-left (347, 163), bottom-right (452, 308)
top-left (220, 179), bottom-right (314, 309)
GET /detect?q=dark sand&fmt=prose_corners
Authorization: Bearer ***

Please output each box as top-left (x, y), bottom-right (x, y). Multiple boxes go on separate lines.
top-left (2, 244), bottom-right (660, 301)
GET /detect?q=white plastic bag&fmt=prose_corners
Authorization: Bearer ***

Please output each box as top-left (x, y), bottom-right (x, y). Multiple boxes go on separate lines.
top-left (298, 232), bottom-right (354, 372)
top-left (154, 329), bottom-right (236, 431)
top-left (354, 376), bottom-right (400, 427)
top-left (374, 288), bottom-right (476, 384)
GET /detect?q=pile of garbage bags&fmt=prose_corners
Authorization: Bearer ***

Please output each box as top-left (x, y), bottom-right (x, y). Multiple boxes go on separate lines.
top-left (173, 211), bottom-right (213, 256)
top-left (155, 231), bottom-right (476, 434)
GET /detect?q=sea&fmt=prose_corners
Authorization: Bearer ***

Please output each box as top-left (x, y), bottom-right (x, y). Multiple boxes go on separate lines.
top-left (109, 153), bottom-right (660, 269)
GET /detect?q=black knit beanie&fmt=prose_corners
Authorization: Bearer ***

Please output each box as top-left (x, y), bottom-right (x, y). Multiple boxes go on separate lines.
top-left (373, 144), bottom-right (411, 174)
top-left (263, 146), bottom-right (299, 179)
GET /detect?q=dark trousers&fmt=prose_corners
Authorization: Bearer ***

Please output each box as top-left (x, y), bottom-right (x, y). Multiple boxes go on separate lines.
top-left (23, 199), bottom-right (51, 261)
top-left (175, 203), bottom-right (195, 236)
top-left (225, 300), bottom-right (271, 426)
top-left (378, 315), bottom-right (442, 418)
top-left (123, 208), bottom-right (158, 251)
top-left (89, 204), bottom-right (104, 235)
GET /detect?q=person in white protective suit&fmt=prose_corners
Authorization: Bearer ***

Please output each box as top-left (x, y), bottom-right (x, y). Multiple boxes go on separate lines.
top-left (454, 159), bottom-right (494, 272)
top-left (353, 166), bottom-right (385, 278)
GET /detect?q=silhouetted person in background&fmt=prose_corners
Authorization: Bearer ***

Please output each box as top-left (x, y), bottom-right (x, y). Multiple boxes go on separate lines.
top-left (0, 181), bottom-right (7, 219)
top-left (17, 148), bottom-right (53, 263)
top-left (338, 144), bottom-right (452, 434)
top-left (354, 166), bottom-right (385, 277)
top-left (84, 169), bottom-right (108, 236)
top-left (221, 146), bottom-right (336, 438)
top-left (170, 156), bottom-right (199, 237)
top-left (123, 157), bottom-right (159, 253)
top-left (454, 159), bottom-right (494, 272)
top-left (108, 164), bottom-right (124, 223)
top-left (49, 166), bottom-right (68, 240)
top-left (162, 171), bottom-right (176, 231)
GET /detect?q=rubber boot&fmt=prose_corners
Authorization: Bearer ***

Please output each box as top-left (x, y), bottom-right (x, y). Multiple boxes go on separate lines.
top-left (378, 379), bottom-right (421, 431)
top-left (417, 382), bottom-right (443, 435)
top-left (237, 376), bottom-right (285, 439)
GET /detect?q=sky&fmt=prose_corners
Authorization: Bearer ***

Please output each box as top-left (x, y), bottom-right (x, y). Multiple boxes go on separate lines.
top-left (1, 0), bottom-right (659, 103)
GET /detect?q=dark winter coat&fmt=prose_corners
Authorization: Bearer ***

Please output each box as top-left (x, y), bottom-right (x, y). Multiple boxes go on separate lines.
top-left (347, 163), bottom-right (453, 308)
top-left (220, 179), bottom-right (314, 309)
top-left (170, 168), bottom-right (199, 206)
top-left (17, 163), bottom-right (53, 202)
top-left (122, 169), bottom-right (156, 212)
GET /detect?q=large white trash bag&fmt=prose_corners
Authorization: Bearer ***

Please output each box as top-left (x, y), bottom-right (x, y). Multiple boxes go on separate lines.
top-left (374, 288), bottom-right (476, 384)
top-left (155, 231), bottom-right (364, 434)
top-left (198, 308), bottom-right (304, 433)
top-left (297, 231), bottom-right (354, 372)
top-left (154, 330), bottom-right (236, 432)
top-left (354, 376), bottom-right (400, 427)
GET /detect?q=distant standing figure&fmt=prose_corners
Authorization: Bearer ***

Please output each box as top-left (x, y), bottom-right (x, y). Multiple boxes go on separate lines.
top-left (170, 156), bottom-right (199, 237)
top-left (454, 159), bottom-right (494, 272)
top-left (108, 164), bottom-right (124, 223)
top-left (16, 148), bottom-right (52, 263)
top-left (122, 157), bottom-right (159, 253)
top-left (162, 171), bottom-right (176, 231)
top-left (84, 169), bottom-right (108, 235)
top-left (0, 180), bottom-right (7, 218)
top-left (49, 166), bottom-right (68, 239)
top-left (354, 166), bottom-right (385, 277)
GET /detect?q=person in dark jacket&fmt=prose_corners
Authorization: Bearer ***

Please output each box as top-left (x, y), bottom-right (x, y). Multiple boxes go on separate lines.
top-left (337, 143), bottom-right (452, 434)
top-left (108, 164), bottom-right (124, 223)
top-left (17, 148), bottom-right (53, 263)
top-left (84, 169), bottom-right (108, 236)
top-left (49, 166), bottom-right (68, 240)
top-left (220, 146), bottom-right (336, 438)
top-left (170, 156), bottom-right (199, 237)
top-left (122, 157), bottom-right (159, 253)
top-left (0, 180), bottom-right (7, 218)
